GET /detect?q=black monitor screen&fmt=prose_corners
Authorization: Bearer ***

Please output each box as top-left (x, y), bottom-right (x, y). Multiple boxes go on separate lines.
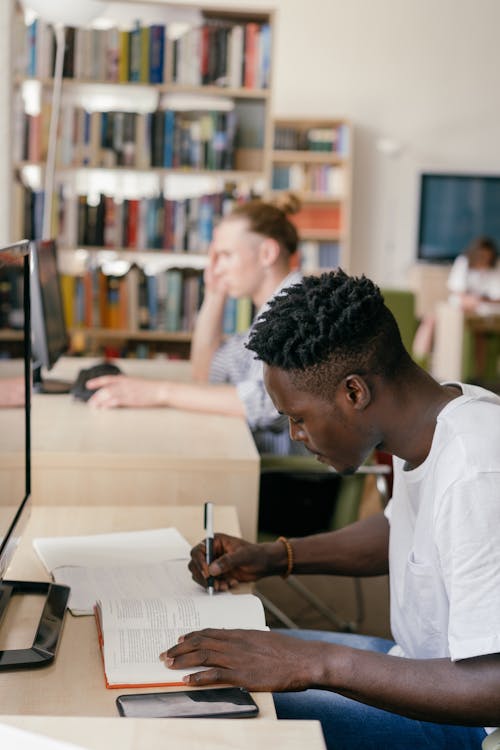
top-left (0, 240), bottom-right (31, 581)
top-left (417, 173), bottom-right (500, 262)
top-left (30, 239), bottom-right (69, 372)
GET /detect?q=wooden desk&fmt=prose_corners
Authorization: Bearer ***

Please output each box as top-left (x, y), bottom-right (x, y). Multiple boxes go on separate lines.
top-left (31, 359), bottom-right (260, 541)
top-left (0, 505), bottom-right (274, 718)
top-left (0, 716), bottom-right (327, 749)
top-left (432, 302), bottom-right (500, 382)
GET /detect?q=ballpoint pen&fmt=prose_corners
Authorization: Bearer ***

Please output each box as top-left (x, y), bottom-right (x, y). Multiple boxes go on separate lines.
top-left (204, 501), bottom-right (215, 596)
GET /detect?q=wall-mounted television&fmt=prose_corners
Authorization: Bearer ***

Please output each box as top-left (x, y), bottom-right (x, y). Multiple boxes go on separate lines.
top-left (417, 173), bottom-right (500, 263)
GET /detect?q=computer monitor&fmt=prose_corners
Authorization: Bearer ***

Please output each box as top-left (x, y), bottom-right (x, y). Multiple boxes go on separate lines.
top-left (417, 172), bottom-right (500, 262)
top-left (0, 239), bottom-right (69, 669)
top-left (30, 239), bottom-right (71, 393)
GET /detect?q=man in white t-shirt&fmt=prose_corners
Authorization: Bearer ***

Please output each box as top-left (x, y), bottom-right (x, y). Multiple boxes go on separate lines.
top-left (164, 270), bottom-right (500, 750)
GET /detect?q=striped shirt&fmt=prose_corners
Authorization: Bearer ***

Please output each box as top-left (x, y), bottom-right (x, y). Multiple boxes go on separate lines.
top-left (209, 271), bottom-right (307, 456)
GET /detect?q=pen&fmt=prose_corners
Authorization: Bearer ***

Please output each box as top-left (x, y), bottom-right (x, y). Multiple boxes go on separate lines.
top-left (204, 501), bottom-right (215, 596)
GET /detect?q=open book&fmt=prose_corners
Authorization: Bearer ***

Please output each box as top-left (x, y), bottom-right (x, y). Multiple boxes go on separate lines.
top-left (95, 593), bottom-right (267, 689)
top-left (33, 528), bottom-right (193, 615)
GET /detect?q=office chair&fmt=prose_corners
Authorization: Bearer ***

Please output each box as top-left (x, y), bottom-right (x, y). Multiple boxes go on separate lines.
top-left (256, 455), bottom-right (391, 632)
top-left (381, 288), bottom-right (419, 355)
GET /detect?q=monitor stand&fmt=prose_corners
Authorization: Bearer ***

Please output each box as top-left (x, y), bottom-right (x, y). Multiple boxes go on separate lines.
top-left (32, 365), bottom-right (72, 395)
top-left (0, 580), bottom-right (70, 669)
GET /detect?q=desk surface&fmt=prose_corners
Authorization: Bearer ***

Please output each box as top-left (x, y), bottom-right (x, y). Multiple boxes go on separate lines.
top-left (432, 302), bottom-right (500, 382)
top-left (0, 716), bottom-right (326, 750)
top-left (29, 359), bottom-right (260, 541)
top-left (0, 505), bottom-right (274, 719)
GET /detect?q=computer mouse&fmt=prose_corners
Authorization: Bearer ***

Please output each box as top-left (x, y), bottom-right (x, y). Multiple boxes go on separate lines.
top-left (70, 362), bottom-right (122, 402)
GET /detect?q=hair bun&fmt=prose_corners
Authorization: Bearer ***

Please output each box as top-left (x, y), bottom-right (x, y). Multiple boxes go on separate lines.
top-left (272, 191), bottom-right (301, 216)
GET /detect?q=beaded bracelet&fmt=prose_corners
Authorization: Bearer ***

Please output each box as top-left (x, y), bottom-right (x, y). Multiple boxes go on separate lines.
top-left (277, 535), bottom-right (294, 578)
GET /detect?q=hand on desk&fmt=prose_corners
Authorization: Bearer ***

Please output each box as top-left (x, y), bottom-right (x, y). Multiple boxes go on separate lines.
top-left (87, 375), bottom-right (166, 408)
top-left (162, 627), bottom-right (322, 692)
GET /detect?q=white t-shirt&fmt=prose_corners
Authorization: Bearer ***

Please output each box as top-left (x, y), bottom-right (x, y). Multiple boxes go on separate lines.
top-left (448, 254), bottom-right (500, 303)
top-left (385, 383), bottom-right (500, 662)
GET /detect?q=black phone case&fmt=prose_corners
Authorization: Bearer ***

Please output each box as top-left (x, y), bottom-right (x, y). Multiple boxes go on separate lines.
top-left (116, 687), bottom-right (259, 719)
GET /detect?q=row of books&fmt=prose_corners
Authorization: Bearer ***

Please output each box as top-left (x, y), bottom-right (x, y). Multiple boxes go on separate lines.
top-left (299, 241), bottom-right (341, 272)
top-left (172, 21), bottom-right (271, 90)
top-left (17, 14), bottom-right (271, 89)
top-left (68, 191), bottom-right (234, 252)
top-left (61, 267), bottom-right (201, 334)
top-left (272, 164), bottom-right (345, 197)
top-left (21, 19), bottom-right (166, 83)
top-left (60, 266), bottom-right (252, 336)
top-left (16, 102), bottom-right (239, 172)
top-left (18, 184), bottom-right (236, 250)
top-left (274, 124), bottom-right (350, 156)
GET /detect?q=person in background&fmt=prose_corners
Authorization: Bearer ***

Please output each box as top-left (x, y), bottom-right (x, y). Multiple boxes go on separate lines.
top-left (412, 236), bottom-right (500, 367)
top-left (447, 236), bottom-right (500, 380)
top-left (87, 193), bottom-right (305, 455)
top-left (447, 235), bottom-right (499, 310)
top-left (165, 271), bottom-right (500, 750)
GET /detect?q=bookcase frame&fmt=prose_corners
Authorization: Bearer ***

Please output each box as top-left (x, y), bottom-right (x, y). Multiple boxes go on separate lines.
top-left (269, 116), bottom-right (353, 274)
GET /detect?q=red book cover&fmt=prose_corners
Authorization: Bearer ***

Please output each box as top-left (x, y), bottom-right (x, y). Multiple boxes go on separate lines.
top-left (126, 199), bottom-right (139, 248)
top-left (292, 204), bottom-right (341, 232)
top-left (244, 23), bottom-right (258, 88)
top-left (200, 25), bottom-right (210, 84)
top-left (163, 199), bottom-right (174, 250)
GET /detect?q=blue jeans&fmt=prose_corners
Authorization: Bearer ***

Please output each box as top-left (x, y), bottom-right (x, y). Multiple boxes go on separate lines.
top-left (273, 629), bottom-right (487, 750)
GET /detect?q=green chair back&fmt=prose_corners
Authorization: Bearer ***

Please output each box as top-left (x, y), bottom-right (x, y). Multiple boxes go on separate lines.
top-left (381, 288), bottom-right (418, 354)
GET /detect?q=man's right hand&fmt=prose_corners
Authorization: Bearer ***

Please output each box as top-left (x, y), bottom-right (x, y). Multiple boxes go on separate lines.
top-left (189, 533), bottom-right (285, 591)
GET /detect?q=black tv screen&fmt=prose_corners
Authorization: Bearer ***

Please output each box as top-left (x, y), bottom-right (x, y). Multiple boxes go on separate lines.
top-left (417, 173), bottom-right (500, 262)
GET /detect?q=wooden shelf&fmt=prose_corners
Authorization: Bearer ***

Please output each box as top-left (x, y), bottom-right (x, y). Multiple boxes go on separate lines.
top-left (0, 329), bottom-right (23, 341)
top-left (17, 163), bottom-right (264, 182)
top-left (299, 228), bottom-right (343, 242)
top-left (269, 190), bottom-right (342, 204)
top-left (61, 246), bottom-right (208, 263)
top-left (271, 150), bottom-right (345, 165)
top-left (71, 328), bottom-right (193, 343)
top-left (18, 77), bottom-right (270, 100)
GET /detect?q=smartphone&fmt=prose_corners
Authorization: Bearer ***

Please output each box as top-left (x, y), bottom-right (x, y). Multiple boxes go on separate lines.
top-left (116, 687), bottom-right (259, 719)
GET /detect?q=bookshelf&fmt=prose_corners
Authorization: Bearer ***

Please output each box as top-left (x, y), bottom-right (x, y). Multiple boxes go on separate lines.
top-left (269, 117), bottom-right (352, 274)
top-left (10, 1), bottom-right (274, 358)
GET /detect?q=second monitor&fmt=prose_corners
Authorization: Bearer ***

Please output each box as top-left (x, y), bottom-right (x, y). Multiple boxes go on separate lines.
top-left (30, 239), bottom-right (71, 394)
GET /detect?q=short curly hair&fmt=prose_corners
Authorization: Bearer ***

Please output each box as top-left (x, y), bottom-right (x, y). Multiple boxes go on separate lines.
top-left (246, 270), bottom-right (412, 398)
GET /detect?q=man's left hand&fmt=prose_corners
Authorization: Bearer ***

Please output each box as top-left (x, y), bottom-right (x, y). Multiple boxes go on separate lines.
top-left (161, 628), bottom-right (323, 691)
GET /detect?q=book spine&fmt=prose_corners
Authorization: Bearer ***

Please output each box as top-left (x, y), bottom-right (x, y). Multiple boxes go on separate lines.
top-left (165, 270), bottom-right (183, 331)
top-left (119, 30), bottom-right (129, 82)
top-left (129, 22), bottom-right (141, 82)
top-left (149, 25), bottom-right (165, 84)
top-left (244, 23), bottom-right (258, 88)
top-left (139, 26), bottom-right (150, 83)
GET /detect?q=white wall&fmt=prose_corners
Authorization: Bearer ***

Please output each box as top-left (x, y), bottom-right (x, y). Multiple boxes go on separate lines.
top-left (4, 0), bottom-right (500, 286)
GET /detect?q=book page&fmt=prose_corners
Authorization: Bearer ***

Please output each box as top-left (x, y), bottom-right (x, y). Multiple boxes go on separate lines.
top-left (55, 559), bottom-right (203, 615)
top-left (33, 527), bottom-right (191, 571)
top-left (98, 593), bottom-right (267, 686)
